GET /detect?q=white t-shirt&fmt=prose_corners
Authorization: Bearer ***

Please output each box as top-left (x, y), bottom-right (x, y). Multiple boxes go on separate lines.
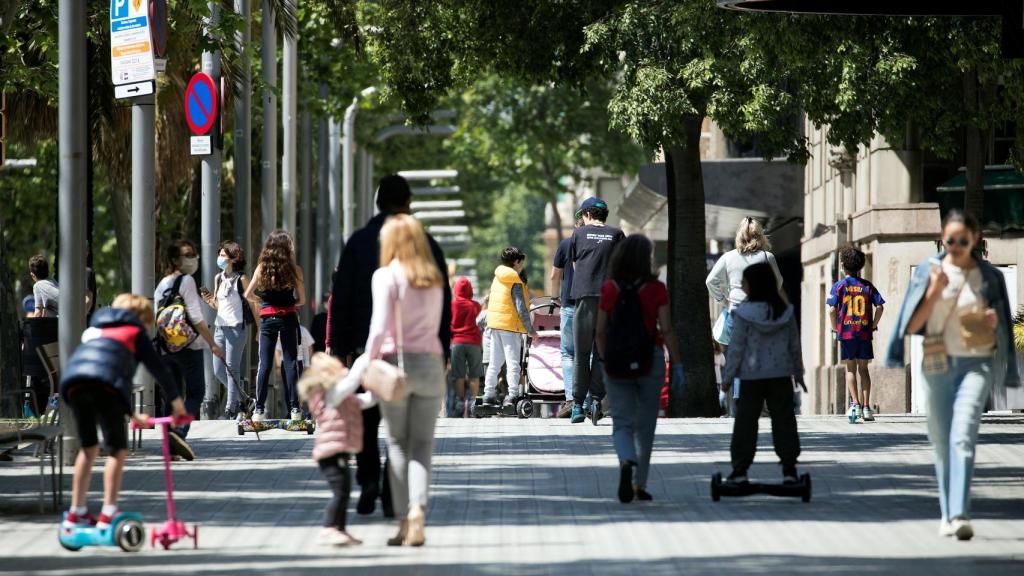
top-left (33, 278), bottom-right (60, 317)
top-left (277, 325), bottom-right (315, 366)
top-left (706, 249), bottom-right (783, 309)
top-left (215, 272), bottom-right (245, 327)
top-left (927, 262), bottom-right (993, 358)
top-left (155, 272), bottom-right (207, 351)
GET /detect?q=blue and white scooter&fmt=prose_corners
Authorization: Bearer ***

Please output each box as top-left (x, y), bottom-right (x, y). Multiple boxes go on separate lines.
top-left (58, 511), bottom-right (146, 552)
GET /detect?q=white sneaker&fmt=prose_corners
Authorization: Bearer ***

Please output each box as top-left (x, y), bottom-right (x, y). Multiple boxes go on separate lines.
top-left (950, 518), bottom-right (974, 541)
top-left (290, 408), bottom-right (303, 421)
top-left (847, 403), bottom-right (859, 424)
top-left (938, 519), bottom-right (954, 537)
top-left (252, 409), bottom-right (265, 423)
top-left (862, 406), bottom-right (875, 421)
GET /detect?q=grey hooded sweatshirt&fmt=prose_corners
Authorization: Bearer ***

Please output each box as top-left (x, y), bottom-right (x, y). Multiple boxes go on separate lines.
top-left (722, 301), bottom-right (803, 383)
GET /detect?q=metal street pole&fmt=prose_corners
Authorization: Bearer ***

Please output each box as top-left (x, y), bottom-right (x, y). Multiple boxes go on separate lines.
top-left (131, 94), bottom-right (156, 420)
top-left (299, 107), bottom-right (312, 320)
top-left (281, 6), bottom-right (297, 235)
top-left (234, 0), bottom-right (251, 267)
top-left (316, 83), bottom-right (329, 307)
top-left (342, 98), bottom-right (356, 242)
top-left (260, 0), bottom-right (277, 244)
top-left (328, 118), bottom-right (342, 269)
top-left (200, 2), bottom-right (222, 419)
top-left (58, 0), bottom-right (87, 458)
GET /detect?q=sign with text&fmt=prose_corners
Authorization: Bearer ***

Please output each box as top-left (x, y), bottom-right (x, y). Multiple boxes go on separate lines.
top-left (110, 0), bottom-right (156, 86)
top-left (190, 136), bottom-right (212, 156)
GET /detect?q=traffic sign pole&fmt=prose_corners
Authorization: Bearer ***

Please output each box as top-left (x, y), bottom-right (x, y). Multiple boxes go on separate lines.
top-left (261, 0), bottom-right (277, 243)
top-left (201, 1), bottom-right (222, 420)
top-left (131, 93), bottom-right (156, 417)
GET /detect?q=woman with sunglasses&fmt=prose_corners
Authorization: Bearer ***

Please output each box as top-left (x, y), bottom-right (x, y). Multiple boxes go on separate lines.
top-left (886, 210), bottom-right (1019, 541)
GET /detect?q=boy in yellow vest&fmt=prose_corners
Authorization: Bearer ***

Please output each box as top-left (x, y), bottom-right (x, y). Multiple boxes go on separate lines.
top-left (482, 247), bottom-right (538, 406)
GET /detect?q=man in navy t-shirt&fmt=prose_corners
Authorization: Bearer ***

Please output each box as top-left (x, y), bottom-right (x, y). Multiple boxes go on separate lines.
top-left (551, 220), bottom-right (581, 412)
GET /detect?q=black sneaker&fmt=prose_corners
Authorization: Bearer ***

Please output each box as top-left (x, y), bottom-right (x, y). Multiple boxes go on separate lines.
top-left (591, 401), bottom-right (603, 426)
top-left (618, 461), bottom-right (636, 503)
top-left (357, 485), bottom-right (378, 515)
top-left (782, 464), bottom-right (799, 485)
top-left (636, 488), bottom-right (653, 501)
top-left (481, 395), bottom-right (499, 407)
top-left (167, 430), bottom-right (195, 461)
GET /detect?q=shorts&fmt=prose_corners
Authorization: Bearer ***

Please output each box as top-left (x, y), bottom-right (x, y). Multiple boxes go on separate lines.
top-left (840, 339), bottom-right (874, 361)
top-left (451, 343), bottom-right (484, 379)
top-left (68, 382), bottom-right (129, 451)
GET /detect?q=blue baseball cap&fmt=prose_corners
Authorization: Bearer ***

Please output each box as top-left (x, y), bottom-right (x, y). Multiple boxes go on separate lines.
top-left (575, 197), bottom-right (608, 220)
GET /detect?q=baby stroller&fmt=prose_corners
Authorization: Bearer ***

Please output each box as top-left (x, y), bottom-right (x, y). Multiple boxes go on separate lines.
top-left (515, 296), bottom-right (567, 418)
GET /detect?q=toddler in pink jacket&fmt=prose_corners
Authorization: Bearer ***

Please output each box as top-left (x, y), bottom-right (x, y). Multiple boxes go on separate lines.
top-left (298, 353), bottom-right (368, 547)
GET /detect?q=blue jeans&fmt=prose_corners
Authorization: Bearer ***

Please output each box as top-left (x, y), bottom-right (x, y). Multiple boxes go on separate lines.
top-left (213, 325), bottom-right (246, 412)
top-left (255, 314), bottom-right (299, 413)
top-left (605, 350), bottom-right (665, 489)
top-left (162, 347), bottom-right (204, 438)
top-left (560, 305), bottom-right (575, 401)
top-left (923, 356), bottom-right (993, 521)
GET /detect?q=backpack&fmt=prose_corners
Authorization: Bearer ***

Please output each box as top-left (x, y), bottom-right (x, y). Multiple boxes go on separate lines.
top-left (156, 274), bottom-right (198, 353)
top-left (604, 280), bottom-right (655, 379)
top-left (234, 275), bottom-right (256, 326)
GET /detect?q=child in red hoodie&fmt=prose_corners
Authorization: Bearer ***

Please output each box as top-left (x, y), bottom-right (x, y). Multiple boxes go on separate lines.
top-left (450, 277), bottom-right (483, 417)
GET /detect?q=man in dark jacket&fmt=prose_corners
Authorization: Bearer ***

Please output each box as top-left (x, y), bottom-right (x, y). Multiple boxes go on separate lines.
top-left (60, 296), bottom-right (187, 529)
top-left (327, 174), bottom-right (452, 517)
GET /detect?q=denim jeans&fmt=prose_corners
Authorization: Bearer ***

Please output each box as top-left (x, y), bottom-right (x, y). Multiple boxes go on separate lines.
top-left (255, 313), bottom-right (299, 413)
top-left (162, 347), bottom-right (204, 438)
top-left (923, 356), bottom-right (993, 521)
top-left (605, 350), bottom-right (665, 489)
top-left (559, 305), bottom-right (575, 401)
top-left (213, 324), bottom-right (246, 412)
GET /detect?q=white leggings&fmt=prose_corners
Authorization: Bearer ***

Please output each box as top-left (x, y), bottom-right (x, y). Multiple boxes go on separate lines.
top-left (483, 329), bottom-right (524, 398)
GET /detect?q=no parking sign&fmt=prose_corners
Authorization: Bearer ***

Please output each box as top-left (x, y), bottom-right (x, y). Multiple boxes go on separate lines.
top-left (185, 72), bottom-right (218, 155)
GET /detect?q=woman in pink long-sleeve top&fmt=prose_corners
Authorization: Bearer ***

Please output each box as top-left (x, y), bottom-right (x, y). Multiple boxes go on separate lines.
top-left (346, 214), bottom-right (444, 547)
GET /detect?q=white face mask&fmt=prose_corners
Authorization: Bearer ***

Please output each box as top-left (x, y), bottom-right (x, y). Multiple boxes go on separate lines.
top-left (180, 256), bottom-right (199, 275)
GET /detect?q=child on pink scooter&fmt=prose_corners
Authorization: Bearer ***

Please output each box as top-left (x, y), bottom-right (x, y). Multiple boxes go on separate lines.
top-left (60, 294), bottom-right (188, 529)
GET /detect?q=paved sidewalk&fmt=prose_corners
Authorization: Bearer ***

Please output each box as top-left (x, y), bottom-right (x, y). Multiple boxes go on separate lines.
top-left (1, 414), bottom-right (1023, 575)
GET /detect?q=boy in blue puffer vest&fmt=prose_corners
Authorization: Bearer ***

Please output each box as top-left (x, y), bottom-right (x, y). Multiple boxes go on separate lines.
top-left (60, 294), bottom-right (187, 529)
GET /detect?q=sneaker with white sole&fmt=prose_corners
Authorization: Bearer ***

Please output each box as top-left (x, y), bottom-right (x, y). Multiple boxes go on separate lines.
top-left (96, 509), bottom-right (120, 530)
top-left (950, 518), bottom-right (974, 541)
top-left (862, 406), bottom-right (875, 421)
top-left (61, 510), bottom-right (96, 530)
top-left (938, 520), bottom-right (954, 537)
top-left (290, 408), bottom-right (303, 421)
top-left (847, 402), bottom-right (860, 424)
top-left (252, 409), bottom-right (265, 423)
top-left (168, 430), bottom-right (196, 461)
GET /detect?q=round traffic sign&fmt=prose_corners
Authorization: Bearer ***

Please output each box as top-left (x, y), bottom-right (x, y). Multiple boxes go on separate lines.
top-left (184, 72), bottom-right (218, 135)
top-left (150, 0), bottom-right (168, 58)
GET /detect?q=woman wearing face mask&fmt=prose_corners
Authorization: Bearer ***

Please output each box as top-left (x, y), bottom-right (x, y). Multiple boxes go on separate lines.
top-left (886, 210), bottom-right (1020, 541)
top-left (202, 241), bottom-right (259, 419)
top-left (154, 240), bottom-right (224, 459)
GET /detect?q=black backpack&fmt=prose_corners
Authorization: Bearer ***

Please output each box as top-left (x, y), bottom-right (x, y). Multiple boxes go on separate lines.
top-left (234, 275), bottom-right (256, 326)
top-left (604, 280), bottom-right (655, 379)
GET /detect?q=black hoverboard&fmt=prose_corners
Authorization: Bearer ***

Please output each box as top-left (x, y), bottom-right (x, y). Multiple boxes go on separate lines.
top-left (710, 472), bottom-right (812, 503)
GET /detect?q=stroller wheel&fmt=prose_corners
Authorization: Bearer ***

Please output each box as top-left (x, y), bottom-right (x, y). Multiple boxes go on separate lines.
top-left (516, 399), bottom-right (534, 419)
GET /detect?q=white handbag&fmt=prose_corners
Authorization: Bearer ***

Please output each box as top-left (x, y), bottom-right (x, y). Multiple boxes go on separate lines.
top-left (361, 287), bottom-right (408, 402)
top-left (713, 308), bottom-right (731, 346)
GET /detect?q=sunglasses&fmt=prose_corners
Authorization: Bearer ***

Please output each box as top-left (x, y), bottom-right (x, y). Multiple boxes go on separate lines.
top-left (944, 236), bottom-right (970, 248)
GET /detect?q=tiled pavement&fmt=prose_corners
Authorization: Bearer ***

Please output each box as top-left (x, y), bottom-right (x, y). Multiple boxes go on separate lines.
top-left (1, 414), bottom-right (1023, 575)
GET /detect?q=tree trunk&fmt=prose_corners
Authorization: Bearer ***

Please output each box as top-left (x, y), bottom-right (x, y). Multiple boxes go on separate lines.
top-left (665, 115), bottom-right (718, 418)
top-left (963, 66), bottom-right (986, 221)
top-left (549, 188), bottom-right (563, 243)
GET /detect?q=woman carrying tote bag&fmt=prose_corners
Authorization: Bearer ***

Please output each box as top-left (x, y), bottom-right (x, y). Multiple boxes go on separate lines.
top-left (338, 214), bottom-right (445, 547)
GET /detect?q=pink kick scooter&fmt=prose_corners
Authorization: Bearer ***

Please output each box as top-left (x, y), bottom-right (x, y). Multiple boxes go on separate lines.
top-left (132, 415), bottom-right (199, 550)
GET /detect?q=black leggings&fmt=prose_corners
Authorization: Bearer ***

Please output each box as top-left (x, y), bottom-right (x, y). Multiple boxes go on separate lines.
top-left (730, 377), bottom-right (800, 473)
top-left (318, 453), bottom-right (352, 529)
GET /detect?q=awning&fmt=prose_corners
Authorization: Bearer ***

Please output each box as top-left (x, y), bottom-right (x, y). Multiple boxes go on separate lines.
top-left (936, 165), bottom-right (1024, 229)
top-left (619, 158), bottom-right (803, 241)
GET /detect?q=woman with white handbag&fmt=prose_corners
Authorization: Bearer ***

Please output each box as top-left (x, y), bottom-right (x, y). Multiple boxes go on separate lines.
top-left (337, 214), bottom-right (445, 547)
top-left (706, 217), bottom-right (784, 411)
